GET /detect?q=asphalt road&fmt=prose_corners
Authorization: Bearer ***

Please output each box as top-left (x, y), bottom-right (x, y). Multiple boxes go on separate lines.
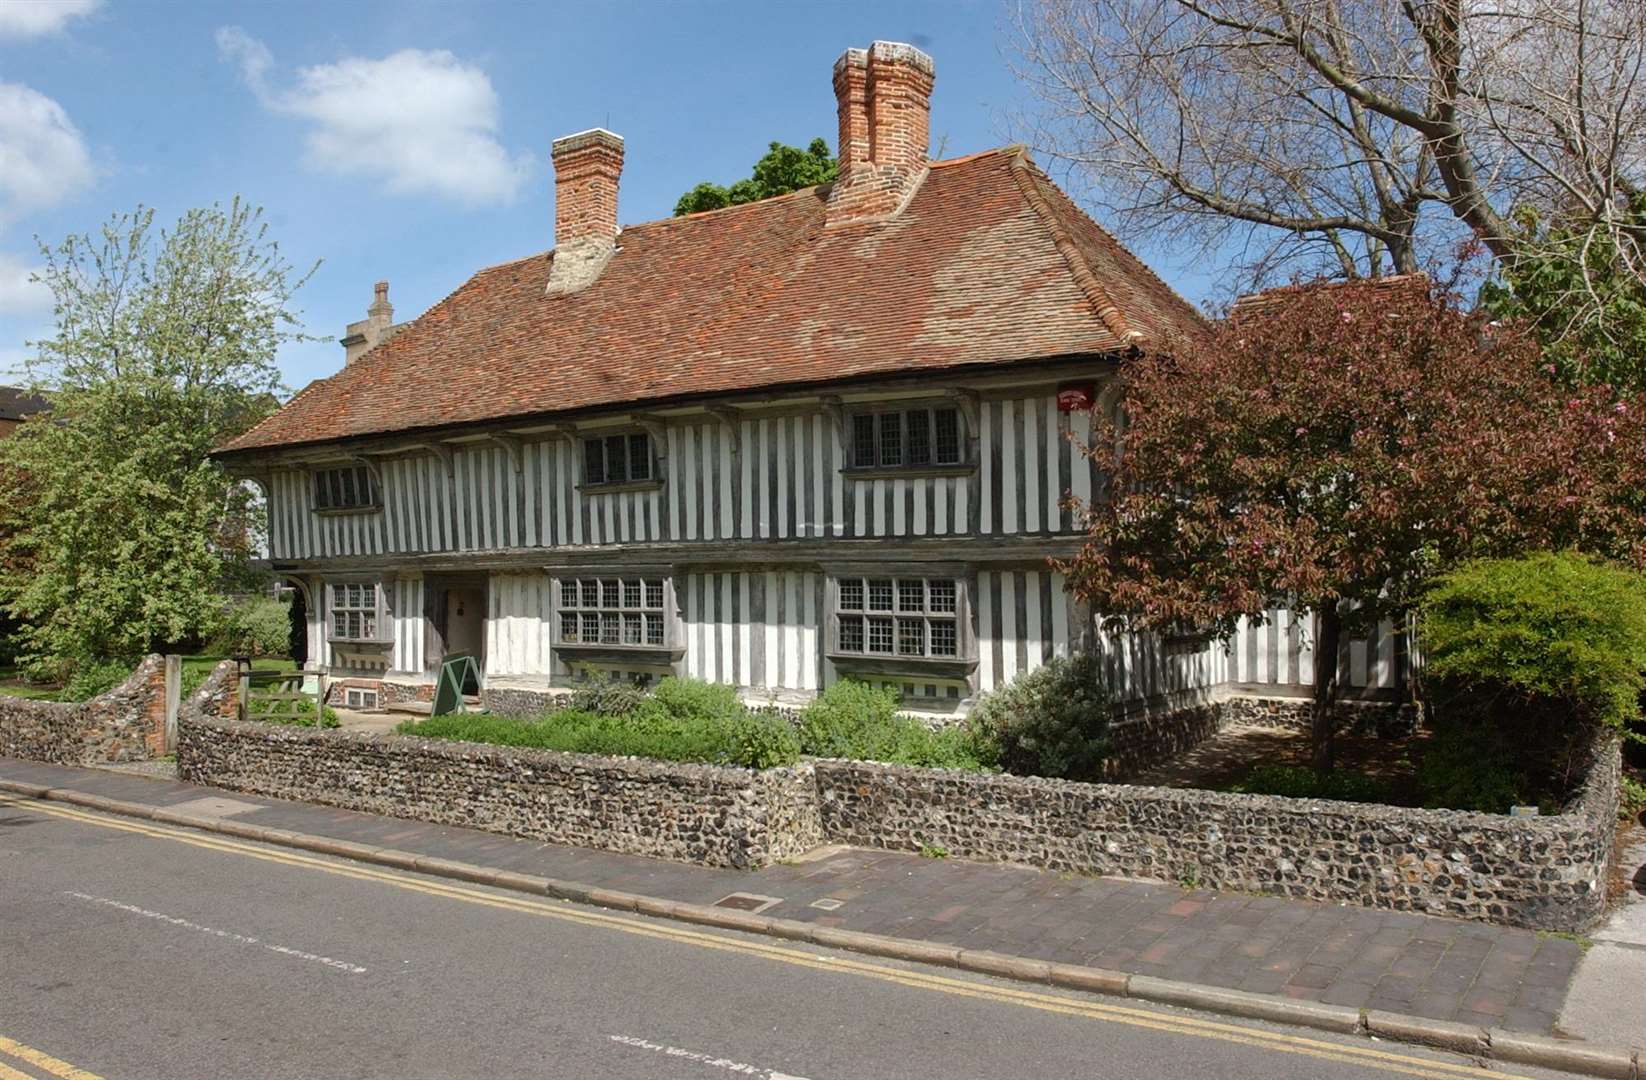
top-left (0, 794), bottom-right (1569, 1080)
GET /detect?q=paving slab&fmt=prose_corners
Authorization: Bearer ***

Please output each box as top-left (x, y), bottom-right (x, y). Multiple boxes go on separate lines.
top-left (1557, 818), bottom-right (1646, 1051)
top-left (0, 755), bottom-right (1594, 1037)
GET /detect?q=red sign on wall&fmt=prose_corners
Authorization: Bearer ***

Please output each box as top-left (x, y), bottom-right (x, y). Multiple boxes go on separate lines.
top-left (1056, 383), bottom-right (1096, 412)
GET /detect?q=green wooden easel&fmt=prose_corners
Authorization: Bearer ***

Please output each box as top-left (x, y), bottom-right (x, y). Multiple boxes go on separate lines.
top-left (432, 652), bottom-right (480, 716)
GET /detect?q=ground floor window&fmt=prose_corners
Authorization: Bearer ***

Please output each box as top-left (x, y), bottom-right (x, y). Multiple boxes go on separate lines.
top-left (557, 576), bottom-right (667, 647)
top-left (834, 576), bottom-right (961, 659)
top-left (329, 582), bottom-right (380, 641)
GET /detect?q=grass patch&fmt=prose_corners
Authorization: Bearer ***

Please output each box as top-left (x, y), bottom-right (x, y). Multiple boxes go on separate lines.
top-left (181, 654), bottom-right (295, 697)
top-left (0, 669), bottom-right (62, 701)
top-left (2, 655), bottom-right (297, 703)
top-left (1536, 929), bottom-right (1595, 952)
top-left (249, 694), bottom-right (340, 729)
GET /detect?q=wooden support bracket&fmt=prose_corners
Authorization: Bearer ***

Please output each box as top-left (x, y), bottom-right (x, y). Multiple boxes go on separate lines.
top-left (944, 387), bottom-right (981, 431)
top-left (346, 454), bottom-right (385, 487)
top-left (818, 395), bottom-right (847, 443)
top-left (416, 442), bottom-right (455, 478)
top-left (706, 405), bottom-right (743, 450)
top-left (629, 412), bottom-right (669, 447)
top-left (487, 434), bottom-right (525, 474)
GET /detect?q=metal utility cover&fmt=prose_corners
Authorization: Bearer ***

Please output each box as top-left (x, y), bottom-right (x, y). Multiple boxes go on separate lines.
top-left (712, 892), bottom-right (783, 914)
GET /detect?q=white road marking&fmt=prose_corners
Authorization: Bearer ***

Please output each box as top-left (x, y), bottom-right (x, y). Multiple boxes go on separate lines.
top-left (608, 1034), bottom-right (812, 1079)
top-left (65, 891), bottom-right (367, 974)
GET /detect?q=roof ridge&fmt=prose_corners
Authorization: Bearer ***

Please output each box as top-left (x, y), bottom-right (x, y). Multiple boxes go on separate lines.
top-left (644, 181), bottom-right (827, 227)
top-left (927, 145), bottom-right (1017, 170)
top-left (1007, 150), bottom-right (1142, 346)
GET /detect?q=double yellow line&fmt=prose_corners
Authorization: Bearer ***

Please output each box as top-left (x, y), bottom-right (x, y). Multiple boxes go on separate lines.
top-left (0, 1035), bottom-right (104, 1080)
top-left (2, 794), bottom-right (1531, 1080)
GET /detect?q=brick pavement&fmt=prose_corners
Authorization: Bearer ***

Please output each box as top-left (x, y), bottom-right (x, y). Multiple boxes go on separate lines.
top-left (0, 756), bottom-right (1585, 1035)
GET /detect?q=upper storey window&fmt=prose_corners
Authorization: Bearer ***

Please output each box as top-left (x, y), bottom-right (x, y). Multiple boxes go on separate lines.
top-left (313, 465), bottom-right (379, 512)
top-left (849, 405), bottom-right (964, 470)
top-left (583, 433), bottom-right (654, 487)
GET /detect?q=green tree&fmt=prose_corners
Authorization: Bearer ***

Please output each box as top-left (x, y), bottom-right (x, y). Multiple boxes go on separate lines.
top-left (674, 138), bottom-right (837, 216)
top-left (0, 200), bottom-right (313, 678)
top-left (1480, 202), bottom-right (1646, 392)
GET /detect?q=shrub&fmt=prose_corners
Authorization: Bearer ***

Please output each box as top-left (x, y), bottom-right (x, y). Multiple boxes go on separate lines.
top-left (215, 596), bottom-right (292, 659)
top-left (568, 676), bottom-right (649, 718)
top-left (1622, 774), bottom-right (1646, 814)
top-left (964, 654), bottom-right (1112, 780)
top-left (1419, 552), bottom-right (1646, 802)
top-left (404, 678), bottom-right (800, 769)
top-left (1229, 764), bottom-right (1390, 804)
top-left (1415, 726), bottom-right (1528, 813)
top-left (1420, 552), bottom-right (1646, 730)
top-left (61, 659), bottom-right (132, 702)
top-left (729, 709), bottom-right (803, 770)
top-left (797, 680), bottom-right (988, 769)
top-left (632, 677), bottom-right (745, 726)
top-left (797, 680), bottom-right (900, 757)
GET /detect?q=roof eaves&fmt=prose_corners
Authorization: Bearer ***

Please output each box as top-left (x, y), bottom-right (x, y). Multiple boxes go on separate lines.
top-left (1007, 149), bottom-right (1143, 347)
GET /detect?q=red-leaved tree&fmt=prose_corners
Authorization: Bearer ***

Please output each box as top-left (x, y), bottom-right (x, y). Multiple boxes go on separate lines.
top-left (1063, 277), bottom-right (1646, 769)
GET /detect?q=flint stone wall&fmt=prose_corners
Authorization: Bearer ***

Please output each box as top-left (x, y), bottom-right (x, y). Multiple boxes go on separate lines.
top-left (176, 715), bottom-right (820, 869)
top-left (813, 736), bottom-right (1619, 932)
top-left (1102, 702), bottom-right (1223, 780)
top-left (172, 675), bottom-right (1617, 930)
top-left (1221, 694), bottom-right (1419, 737)
top-left (379, 679), bottom-right (434, 706)
top-left (0, 655), bottom-right (171, 764)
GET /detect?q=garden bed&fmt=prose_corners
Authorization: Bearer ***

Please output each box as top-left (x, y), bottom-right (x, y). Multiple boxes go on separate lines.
top-left (398, 678), bottom-right (989, 772)
top-left (1131, 722), bottom-right (1433, 806)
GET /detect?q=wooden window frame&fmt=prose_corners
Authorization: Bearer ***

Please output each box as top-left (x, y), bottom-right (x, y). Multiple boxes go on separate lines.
top-left (826, 572), bottom-right (976, 678)
top-left (554, 574), bottom-right (678, 657)
top-left (579, 431), bottom-right (660, 491)
top-left (312, 464), bottom-right (381, 514)
top-left (328, 580), bottom-right (387, 643)
top-left (842, 402), bottom-right (970, 478)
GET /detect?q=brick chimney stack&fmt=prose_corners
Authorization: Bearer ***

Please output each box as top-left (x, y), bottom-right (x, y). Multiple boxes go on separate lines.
top-left (341, 281), bottom-right (396, 366)
top-left (547, 127), bottom-right (624, 295)
top-left (828, 41), bottom-right (935, 222)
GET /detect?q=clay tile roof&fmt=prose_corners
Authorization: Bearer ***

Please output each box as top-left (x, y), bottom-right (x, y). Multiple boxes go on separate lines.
top-left (1229, 273), bottom-right (1430, 321)
top-left (0, 385), bottom-right (47, 422)
top-left (219, 148), bottom-right (1206, 456)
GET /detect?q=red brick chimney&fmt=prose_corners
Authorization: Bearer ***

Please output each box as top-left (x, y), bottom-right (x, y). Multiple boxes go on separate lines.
top-left (828, 41), bottom-right (935, 222)
top-left (547, 127), bottom-right (624, 295)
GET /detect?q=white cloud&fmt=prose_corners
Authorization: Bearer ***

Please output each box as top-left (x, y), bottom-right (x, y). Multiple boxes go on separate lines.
top-left (217, 27), bottom-right (531, 206)
top-left (0, 0), bottom-right (100, 40)
top-left (0, 82), bottom-right (96, 226)
top-left (0, 252), bottom-right (52, 318)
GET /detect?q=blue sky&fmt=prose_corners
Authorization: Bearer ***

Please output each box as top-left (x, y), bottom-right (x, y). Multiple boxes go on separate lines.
top-left (0, 0), bottom-right (1216, 394)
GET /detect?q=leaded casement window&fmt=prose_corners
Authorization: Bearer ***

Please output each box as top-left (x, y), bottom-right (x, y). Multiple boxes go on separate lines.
top-left (312, 465), bottom-right (379, 511)
top-left (848, 404), bottom-right (964, 470)
top-left (329, 582), bottom-right (381, 641)
top-left (557, 577), bottom-right (668, 648)
top-left (835, 576), bottom-right (961, 659)
top-left (582, 433), bottom-right (654, 486)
